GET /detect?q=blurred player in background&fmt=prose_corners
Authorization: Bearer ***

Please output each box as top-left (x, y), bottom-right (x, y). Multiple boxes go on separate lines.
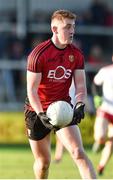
top-left (24, 9), bottom-right (96, 179)
top-left (53, 135), bottom-right (64, 163)
top-left (93, 54), bottom-right (113, 175)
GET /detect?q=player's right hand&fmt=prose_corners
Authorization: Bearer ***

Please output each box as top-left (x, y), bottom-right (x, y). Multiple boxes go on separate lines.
top-left (38, 112), bottom-right (54, 130)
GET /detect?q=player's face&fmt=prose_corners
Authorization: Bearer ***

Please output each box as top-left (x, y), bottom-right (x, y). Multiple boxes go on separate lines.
top-left (57, 18), bottom-right (75, 46)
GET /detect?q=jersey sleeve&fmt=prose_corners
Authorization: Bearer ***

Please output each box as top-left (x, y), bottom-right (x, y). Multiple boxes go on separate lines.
top-left (27, 49), bottom-right (43, 73)
top-left (76, 51), bottom-right (85, 69)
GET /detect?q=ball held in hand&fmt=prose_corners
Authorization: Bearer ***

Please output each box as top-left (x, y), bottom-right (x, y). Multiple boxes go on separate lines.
top-left (46, 101), bottom-right (73, 128)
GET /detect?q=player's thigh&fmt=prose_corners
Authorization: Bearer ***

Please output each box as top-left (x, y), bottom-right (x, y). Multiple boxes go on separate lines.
top-left (94, 117), bottom-right (108, 140)
top-left (56, 125), bottom-right (83, 153)
top-left (29, 133), bottom-right (51, 160)
top-left (108, 123), bottom-right (113, 139)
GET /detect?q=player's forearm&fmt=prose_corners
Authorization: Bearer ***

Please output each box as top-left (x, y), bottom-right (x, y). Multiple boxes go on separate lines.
top-left (75, 86), bottom-right (87, 103)
top-left (27, 88), bottom-right (43, 114)
top-left (74, 69), bottom-right (87, 103)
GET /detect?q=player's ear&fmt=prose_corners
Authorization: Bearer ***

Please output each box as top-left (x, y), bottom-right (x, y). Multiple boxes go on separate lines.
top-left (51, 26), bottom-right (58, 34)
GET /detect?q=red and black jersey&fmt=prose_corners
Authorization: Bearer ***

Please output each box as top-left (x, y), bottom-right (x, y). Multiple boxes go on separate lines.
top-left (26, 39), bottom-right (84, 111)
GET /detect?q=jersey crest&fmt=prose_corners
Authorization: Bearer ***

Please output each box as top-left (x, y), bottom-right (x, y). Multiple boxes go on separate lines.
top-left (69, 55), bottom-right (75, 62)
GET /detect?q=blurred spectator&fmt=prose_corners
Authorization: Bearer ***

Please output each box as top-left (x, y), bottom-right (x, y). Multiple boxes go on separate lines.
top-left (1, 36), bottom-right (26, 102)
top-left (82, 0), bottom-right (113, 27)
top-left (0, 33), bottom-right (17, 102)
top-left (87, 45), bottom-right (104, 65)
top-left (104, 5), bottom-right (113, 27)
top-left (31, 10), bottom-right (50, 23)
top-left (0, 33), bottom-right (8, 58)
top-left (7, 39), bottom-right (26, 100)
top-left (89, 0), bottom-right (106, 25)
top-left (82, 10), bottom-right (92, 25)
top-left (8, 39), bottom-right (25, 59)
top-left (76, 14), bottom-right (85, 25)
top-left (1, 69), bottom-right (17, 102)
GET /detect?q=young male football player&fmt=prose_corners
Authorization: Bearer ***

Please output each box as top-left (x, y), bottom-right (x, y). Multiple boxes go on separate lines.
top-left (24, 9), bottom-right (96, 179)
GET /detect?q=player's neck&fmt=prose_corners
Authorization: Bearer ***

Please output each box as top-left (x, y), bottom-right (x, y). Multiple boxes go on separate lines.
top-left (51, 37), bottom-right (67, 49)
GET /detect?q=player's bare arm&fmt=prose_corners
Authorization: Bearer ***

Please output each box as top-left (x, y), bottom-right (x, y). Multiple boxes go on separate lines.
top-left (73, 69), bottom-right (87, 103)
top-left (27, 71), bottom-right (43, 114)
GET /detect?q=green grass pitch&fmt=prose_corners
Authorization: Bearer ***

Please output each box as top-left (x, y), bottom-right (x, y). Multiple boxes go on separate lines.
top-left (0, 145), bottom-right (113, 179)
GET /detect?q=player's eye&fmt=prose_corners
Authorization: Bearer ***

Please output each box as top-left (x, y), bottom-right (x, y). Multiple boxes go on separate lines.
top-left (66, 25), bottom-right (71, 29)
top-left (66, 24), bottom-right (75, 30)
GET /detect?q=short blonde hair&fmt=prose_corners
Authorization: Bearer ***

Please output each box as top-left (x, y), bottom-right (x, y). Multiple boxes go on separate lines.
top-left (51, 9), bottom-right (76, 22)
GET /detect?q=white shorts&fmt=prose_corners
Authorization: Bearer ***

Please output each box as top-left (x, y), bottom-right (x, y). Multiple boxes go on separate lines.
top-left (94, 109), bottom-right (113, 141)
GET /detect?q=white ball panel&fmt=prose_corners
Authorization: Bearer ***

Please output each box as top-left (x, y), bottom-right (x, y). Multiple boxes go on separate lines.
top-left (47, 101), bottom-right (73, 127)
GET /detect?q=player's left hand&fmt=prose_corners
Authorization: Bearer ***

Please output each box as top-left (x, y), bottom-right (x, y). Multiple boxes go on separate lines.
top-left (73, 102), bottom-right (85, 124)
